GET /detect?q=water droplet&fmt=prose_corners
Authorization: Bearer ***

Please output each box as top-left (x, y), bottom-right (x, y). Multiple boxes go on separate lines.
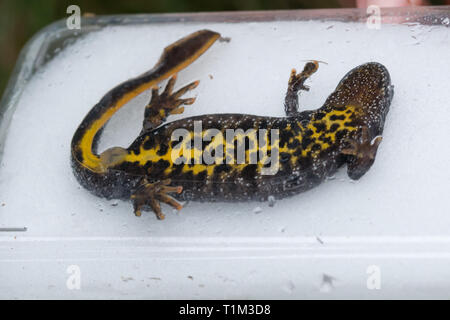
top-left (283, 280), bottom-right (295, 293)
top-left (253, 206), bottom-right (263, 214)
top-left (320, 274), bottom-right (336, 293)
top-left (268, 196), bottom-right (276, 207)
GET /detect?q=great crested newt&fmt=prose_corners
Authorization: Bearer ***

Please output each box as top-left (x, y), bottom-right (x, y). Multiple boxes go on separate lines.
top-left (71, 29), bottom-right (393, 219)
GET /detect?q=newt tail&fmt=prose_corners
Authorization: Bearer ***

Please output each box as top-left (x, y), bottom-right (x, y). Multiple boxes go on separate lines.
top-left (71, 30), bottom-right (220, 174)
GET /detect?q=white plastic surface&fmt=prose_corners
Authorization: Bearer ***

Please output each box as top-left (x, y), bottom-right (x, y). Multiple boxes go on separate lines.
top-left (1, 19), bottom-right (450, 299)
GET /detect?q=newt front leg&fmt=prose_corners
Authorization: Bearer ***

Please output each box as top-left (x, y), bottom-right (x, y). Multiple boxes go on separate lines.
top-left (142, 75), bottom-right (199, 133)
top-left (284, 60), bottom-right (319, 116)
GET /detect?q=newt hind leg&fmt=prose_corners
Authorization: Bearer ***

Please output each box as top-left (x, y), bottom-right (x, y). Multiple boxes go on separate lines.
top-left (284, 61), bottom-right (319, 116)
top-left (131, 178), bottom-right (183, 220)
top-left (142, 74), bottom-right (199, 133)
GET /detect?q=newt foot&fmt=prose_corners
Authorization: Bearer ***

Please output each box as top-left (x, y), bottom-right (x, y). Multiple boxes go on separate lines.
top-left (142, 74), bottom-right (199, 132)
top-left (131, 178), bottom-right (183, 220)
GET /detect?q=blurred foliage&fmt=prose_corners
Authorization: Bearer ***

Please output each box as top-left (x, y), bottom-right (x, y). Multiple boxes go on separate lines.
top-left (0, 0), bottom-right (446, 97)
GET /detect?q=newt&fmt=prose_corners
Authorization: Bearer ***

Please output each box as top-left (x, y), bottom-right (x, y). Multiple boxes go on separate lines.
top-left (71, 29), bottom-right (393, 219)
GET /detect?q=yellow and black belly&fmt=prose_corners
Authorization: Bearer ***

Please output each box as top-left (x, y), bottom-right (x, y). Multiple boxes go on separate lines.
top-left (110, 106), bottom-right (356, 201)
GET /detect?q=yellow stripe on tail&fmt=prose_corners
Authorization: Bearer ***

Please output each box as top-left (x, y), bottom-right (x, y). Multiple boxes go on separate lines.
top-left (71, 30), bottom-right (221, 173)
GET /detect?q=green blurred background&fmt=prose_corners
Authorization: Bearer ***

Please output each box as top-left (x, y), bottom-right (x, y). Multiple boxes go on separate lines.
top-left (0, 0), bottom-right (446, 98)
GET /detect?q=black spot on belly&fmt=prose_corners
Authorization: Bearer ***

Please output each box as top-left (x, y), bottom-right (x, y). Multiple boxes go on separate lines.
top-left (153, 159), bottom-right (170, 173)
top-left (115, 160), bottom-right (144, 176)
top-left (287, 139), bottom-right (300, 149)
top-left (280, 152), bottom-right (291, 163)
top-left (329, 123), bottom-right (340, 133)
top-left (301, 136), bottom-right (313, 149)
top-left (166, 163), bottom-right (183, 177)
top-left (143, 135), bottom-right (156, 150)
top-left (330, 114), bottom-right (346, 121)
top-left (170, 136), bottom-right (184, 149)
top-left (214, 164), bottom-right (231, 174)
top-left (157, 143), bottom-right (169, 156)
top-left (313, 122), bottom-right (326, 133)
top-left (314, 112), bottom-right (326, 120)
top-left (344, 120), bottom-right (357, 128)
top-left (318, 135), bottom-right (333, 145)
top-left (289, 121), bottom-right (300, 131)
top-left (336, 129), bottom-right (349, 140)
top-left (293, 148), bottom-right (303, 157)
top-left (280, 130), bottom-right (294, 148)
top-left (305, 129), bottom-right (314, 137)
top-left (311, 144), bottom-right (322, 152)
